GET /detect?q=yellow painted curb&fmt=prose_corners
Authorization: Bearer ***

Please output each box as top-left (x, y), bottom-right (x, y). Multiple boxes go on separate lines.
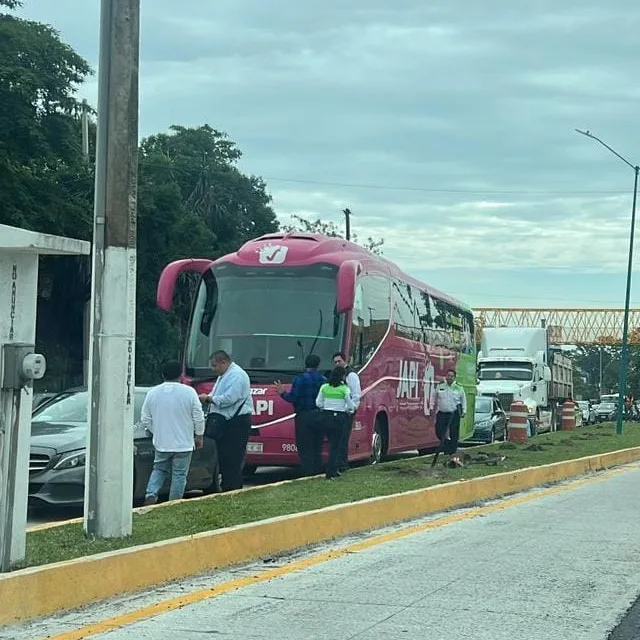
top-left (3, 446), bottom-right (640, 626)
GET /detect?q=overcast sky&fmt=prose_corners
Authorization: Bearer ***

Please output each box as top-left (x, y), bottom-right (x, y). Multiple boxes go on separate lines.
top-left (16, 0), bottom-right (640, 310)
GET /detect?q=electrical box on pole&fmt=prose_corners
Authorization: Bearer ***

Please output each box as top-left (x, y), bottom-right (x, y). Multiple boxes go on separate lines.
top-left (0, 343), bottom-right (46, 571)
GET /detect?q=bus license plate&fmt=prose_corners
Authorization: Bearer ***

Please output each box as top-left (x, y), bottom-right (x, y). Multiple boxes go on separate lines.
top-left (246, 442), bottom-right (263, 454)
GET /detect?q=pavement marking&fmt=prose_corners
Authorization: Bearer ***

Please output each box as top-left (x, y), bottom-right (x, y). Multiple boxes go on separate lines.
top-left (40, 464), bottom-right (633, 640)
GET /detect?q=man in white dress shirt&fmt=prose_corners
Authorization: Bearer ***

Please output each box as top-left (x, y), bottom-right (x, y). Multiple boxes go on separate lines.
top-left (332, 351), bottom-right (361, 472)
top-left (141, 361), bottom-right (205, 505)
top-left (199, 350), bottom-right (253, 491)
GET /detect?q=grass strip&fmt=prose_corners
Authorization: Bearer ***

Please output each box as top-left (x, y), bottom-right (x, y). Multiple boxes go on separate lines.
top-left (23, 422), bottom-right (640, 569)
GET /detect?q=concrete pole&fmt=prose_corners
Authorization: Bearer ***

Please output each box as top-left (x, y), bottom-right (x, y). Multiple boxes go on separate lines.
top-left (0, 254), bottom-right (38, 569)
top-left (81, 99), bottom-right (90, 161)
top-left (84, 0), bottom-right (140, 538)
top-left (81, 99), bottom-right (90, 386)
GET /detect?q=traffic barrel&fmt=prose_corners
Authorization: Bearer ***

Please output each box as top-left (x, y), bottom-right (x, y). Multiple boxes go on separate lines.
top-left (561, 400), bottom-right (576, 430)
top-left (508, 400), bottom-right (529, 444)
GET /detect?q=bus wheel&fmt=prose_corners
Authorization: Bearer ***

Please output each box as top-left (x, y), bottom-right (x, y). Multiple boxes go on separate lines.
top-left (243, 464), bottom-right (258, 477)
top-left (370, 416), bottom-right (387, 465)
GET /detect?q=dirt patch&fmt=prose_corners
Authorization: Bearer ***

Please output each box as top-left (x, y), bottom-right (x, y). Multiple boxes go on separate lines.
top-left (575, 433), bottom-right (611, 440)
top-left (461, 452), bottom-right (507, 467)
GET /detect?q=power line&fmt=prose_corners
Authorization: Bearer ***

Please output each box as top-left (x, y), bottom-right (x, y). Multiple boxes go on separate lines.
top-left (264, 176), bottom-right (630, 196)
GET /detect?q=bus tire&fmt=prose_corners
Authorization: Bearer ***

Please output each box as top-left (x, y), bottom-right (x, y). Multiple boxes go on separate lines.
top-left (370, 415), bottom-right (388, 465)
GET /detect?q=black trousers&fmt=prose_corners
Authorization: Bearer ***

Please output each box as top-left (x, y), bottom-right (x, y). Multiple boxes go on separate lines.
top-left (295, 410), bottom-right (321, 476)
top-left (215, 414), bottom-right (252, 492)
top-left (435, 411), bottom-right (460, 455)
top-left (312, 411), bottom-right (346, 478)
top-left (337, 412), bottom-right (355, 471)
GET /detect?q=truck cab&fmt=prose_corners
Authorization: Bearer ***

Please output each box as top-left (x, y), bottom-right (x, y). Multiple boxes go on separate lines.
top-left (476, 327), bottom-right (570, 434)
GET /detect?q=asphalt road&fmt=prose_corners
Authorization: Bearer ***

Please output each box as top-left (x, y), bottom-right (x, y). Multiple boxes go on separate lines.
top-left (12, 460), bottom-right (640, 639)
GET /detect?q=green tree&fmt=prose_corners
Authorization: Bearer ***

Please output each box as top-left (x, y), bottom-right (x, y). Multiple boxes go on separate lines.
top-left (0, 0), bottom-right (94, 389)
top-left (0, 4), bottom-right (281, 386)
top-left (135, 125), bottom-right (279, 382)
top-left (281, 213), bottom-right (384, 255)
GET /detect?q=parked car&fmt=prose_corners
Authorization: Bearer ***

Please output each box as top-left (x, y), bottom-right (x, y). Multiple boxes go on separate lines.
top-left (28, 386), bottom-right (220, 508)
top-left (32, 392), bottom-right (58, 412)
top-left (595, 402), bottom-right (616, 423)
top-left (576, 400), bottom-right (596, 425)
top-left (469, 394), bottom-right (507, 444)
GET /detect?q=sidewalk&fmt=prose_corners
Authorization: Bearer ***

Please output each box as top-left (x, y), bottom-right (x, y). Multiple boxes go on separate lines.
top-left (6, 463), bottom-right (640, 640)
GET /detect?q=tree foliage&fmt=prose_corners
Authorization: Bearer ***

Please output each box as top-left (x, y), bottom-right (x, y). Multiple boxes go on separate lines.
top-left (0, 3), bottom-right (279, 387)
top-left (281, 213), bottom-right (384, 255)
top-left (135, 125), bottom-right (277, 381)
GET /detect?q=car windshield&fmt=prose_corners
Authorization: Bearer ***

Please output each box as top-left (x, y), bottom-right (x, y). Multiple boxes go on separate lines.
top-left (599, 403), bottom-right (615, 410)
top-left (577, 402), bottom-right (588, 409)
top-left (475, 397), bottom-right (492, 414)
top-left (32, 390), bottom-right (147, 424)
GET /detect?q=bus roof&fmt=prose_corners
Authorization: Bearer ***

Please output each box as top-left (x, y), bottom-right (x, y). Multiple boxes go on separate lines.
top-left (212, 232), bottom-right (471, 313)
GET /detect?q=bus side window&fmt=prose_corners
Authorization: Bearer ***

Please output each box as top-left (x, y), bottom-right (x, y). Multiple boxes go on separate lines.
top-left (355, 274), bottom-right (391, 366)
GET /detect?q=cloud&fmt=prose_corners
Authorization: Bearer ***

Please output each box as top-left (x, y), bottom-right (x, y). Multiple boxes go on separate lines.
top-left (15, 0), bottom-right (640, 309)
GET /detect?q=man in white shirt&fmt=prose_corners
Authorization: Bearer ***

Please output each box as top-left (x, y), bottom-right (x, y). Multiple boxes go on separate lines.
top-left (141, 360), bottom-right (205, 506)
top-left (199, 350), bottom-right (252, 492)
top-left (332, 351), bottom-right (361, 472)
top-left (435, 369), bottom-right (467, 460)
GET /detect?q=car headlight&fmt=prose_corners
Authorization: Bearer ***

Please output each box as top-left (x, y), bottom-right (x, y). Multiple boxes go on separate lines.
top-left (475, 420), bottom-right (492, 430)
top-left (53, 450), bottom-right (86, 470)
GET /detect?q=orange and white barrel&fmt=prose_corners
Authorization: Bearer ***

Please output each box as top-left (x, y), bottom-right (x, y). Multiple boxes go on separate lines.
top-left (561, 400), bottom-right (576, 430)
top-left (508, 400), bottom-right (529, 444)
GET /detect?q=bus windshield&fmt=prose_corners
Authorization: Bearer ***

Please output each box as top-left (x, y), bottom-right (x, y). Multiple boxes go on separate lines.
top-left (186, 263), bottom-right (344, 379)
top-left (478, 362), bottom-right (533, 382)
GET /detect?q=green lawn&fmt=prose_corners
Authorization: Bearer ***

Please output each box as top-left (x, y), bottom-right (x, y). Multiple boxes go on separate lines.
top-left (23, 422), bottom-right (640, 570)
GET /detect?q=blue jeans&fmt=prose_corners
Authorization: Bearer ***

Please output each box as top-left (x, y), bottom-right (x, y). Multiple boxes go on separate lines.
top-left (145, 450), bottom-right (193, 501)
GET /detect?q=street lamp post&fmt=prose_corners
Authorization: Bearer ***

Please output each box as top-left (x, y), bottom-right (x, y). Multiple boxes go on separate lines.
top-left (575, 129), bottom-right (640, 435)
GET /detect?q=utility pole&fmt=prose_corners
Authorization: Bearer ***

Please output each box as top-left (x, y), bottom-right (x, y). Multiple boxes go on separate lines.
top-left (81, 98), bottom-right (90, 385)
top-left (599, 345), bottom-right (603, 398)
top-left (343, 208), bottom-right (352, 240)
top-left (81, 99), bottom-right (90, 161)
top-left (84, 0), bottom-right (140, 538)
top-left (576, 129), bottom-right (639, 435)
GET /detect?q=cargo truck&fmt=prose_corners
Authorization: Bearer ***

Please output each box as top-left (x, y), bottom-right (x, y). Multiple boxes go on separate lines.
top-left (477, 327), bottom-right (573, 434)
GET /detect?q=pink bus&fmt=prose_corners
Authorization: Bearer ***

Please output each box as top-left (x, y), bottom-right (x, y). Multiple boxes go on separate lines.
top-left (156, 233), bottom-right (477, 472)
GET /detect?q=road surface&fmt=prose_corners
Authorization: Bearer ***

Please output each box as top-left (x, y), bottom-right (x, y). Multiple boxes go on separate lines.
top-left (9, 461), bottom-right (640, 639)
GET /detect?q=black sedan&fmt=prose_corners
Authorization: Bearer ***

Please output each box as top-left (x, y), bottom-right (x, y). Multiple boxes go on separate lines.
top-left (28, 386), bottom-right (220, 507)
top-left (469, 395), bottom-right (508, 444)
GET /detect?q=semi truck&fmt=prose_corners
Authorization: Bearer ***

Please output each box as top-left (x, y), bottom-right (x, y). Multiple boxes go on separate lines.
top-left (477, 327), bottom-right (573, 434)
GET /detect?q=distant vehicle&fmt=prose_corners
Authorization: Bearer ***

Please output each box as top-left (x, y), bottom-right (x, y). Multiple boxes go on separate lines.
top-left (576, 400), bottom-right (595, 425)
top-left (28, 387), bottom-right (220, 508)
top-left (477, 326), bottom-right (573, 436)
top-left (156, 233), bottom-right (478, 471)
top-left (469, 395), bottom-right (507, 444)
top-left (595, 402), bottom-right (616, 423)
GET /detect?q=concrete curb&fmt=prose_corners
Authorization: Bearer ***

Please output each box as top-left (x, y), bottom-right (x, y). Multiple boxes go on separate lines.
top-left (4, 446), bottom-right (640, 626)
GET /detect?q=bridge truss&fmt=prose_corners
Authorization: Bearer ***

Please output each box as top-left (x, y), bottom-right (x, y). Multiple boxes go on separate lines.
top-left (474, 308), bottom-right (640, 346)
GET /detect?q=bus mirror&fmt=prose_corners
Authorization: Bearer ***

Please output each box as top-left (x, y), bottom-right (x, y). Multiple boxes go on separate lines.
top-left (336, 260), bottom-right (359, 314)
top-left (157, 259), bottom-right (213, 311)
